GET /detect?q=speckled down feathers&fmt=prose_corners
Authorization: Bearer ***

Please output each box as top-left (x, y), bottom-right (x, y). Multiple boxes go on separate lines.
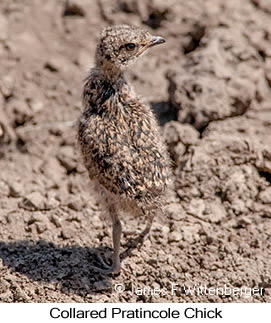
top-left (78, 25), bottom-right (171, 209)
top-left (95, 25), bottom-right (152, 72)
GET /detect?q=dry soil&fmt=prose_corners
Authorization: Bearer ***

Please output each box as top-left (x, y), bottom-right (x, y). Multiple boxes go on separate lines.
top-left (0, 0), bottom-right (271, 302)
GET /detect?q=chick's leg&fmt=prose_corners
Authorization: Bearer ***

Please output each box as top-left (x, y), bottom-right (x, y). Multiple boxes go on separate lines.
top-left (123, 209), bottom-right (154, 239)
top-left (120, 209), bottom-right (156, 262)
top-left (91, 206), bottom-right (122, 275)
top-left (111, 217), bottom-right (122, 273)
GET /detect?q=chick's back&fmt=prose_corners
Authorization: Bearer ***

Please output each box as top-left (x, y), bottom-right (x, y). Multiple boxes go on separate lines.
top-left (78, 72), bottom-right (170, 204)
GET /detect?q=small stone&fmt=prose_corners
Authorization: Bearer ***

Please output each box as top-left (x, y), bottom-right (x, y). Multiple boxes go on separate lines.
top-left (25, 225), bottom-right (32, 233)
top-left (50, 214), bottom-right (62, 228)
top-left (0, 180), bottom-right (9, 196)
top-left (9, 181), bottom-right (24, 197)
top-left (27, 98), bottom-right (44, 113)
top-left (66, 214), bottom-right (81, 222)
top-left (174, 142), bottom-right (186, 160)
top-left (168, 231), bottom-right (181, 243)
top-left (40, 158), bottom-right (66, 187)
top-left (181, 225), bottom-right (200, 243)
top-left (205, 199), bottom-right (226, 223)
top-left (28, 212), bottom-right (44, 224)
top-left (144, 239), bottom-right (151, 249)
top-left (164, 121), bottom-right (199, 146)
top-left (19, 192), bottom-right (45, 211)
top-left (44, 59), bottom-right (61, 72)
top-left (186, 198), bottom-right (206, 219)
top-left (36, 223), bottom-right (47, 234)
top-left (6, 212), bottom-right (23, 225)
top-left (68, 198), bottom-right (83, 211)
top-left (147, 258), bottom-right (157, 266)
top-left (259, 187), bottom-right (271, 204)
top-left (166, 254), bottom-right (174, 265)
top-left (167, 203), bottom-right (185, 221)
top-left (160, 225), bottom-right (170, 236)
top-left (0, 74), bottom-right (15, 98)
top-left (237, 216), bottom-right (252, 227)
top-left (45, 56), bottom-right (70, 74)
top-left (57, 146), bottom-right (77, 172)
top-left (63, 0), bottom-right (86, 17)
top-left (13, 287), bottom-right (30, 302)
top-left (44, 196), bottom-right (59, 210)
top-left (61, 227), bottom-right (75, 239)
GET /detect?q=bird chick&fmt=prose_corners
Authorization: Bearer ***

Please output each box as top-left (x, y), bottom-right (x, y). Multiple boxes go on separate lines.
top-left (78, 25), bottom-right (170, 275)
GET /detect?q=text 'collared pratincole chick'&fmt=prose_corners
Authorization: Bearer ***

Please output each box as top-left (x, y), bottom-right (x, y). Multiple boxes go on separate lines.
top-left (78, 25), bottom-right (171, 275)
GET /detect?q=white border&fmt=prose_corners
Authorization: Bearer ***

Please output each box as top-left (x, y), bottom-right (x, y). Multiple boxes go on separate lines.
top-left (0, 303), bottom-right (270, 322)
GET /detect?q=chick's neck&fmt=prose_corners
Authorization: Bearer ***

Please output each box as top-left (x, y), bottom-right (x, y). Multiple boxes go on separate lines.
top-left (95, 56), bottom-right (125, 84)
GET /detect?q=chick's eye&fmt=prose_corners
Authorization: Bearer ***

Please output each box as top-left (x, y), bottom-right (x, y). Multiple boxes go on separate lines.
top-left (125, 43), bottom-right (136, 51)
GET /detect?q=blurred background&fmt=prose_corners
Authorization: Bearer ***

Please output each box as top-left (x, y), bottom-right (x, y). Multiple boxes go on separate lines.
top-left (0, 0), bottom-right (271, 302)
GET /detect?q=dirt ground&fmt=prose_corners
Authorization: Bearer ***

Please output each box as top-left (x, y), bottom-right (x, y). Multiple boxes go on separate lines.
top-left (0, 0), bottom-right (271, 303)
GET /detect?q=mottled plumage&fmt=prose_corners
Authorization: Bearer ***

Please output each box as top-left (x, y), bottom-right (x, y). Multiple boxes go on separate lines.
top-left (78, 25), bottom-right (170, 274)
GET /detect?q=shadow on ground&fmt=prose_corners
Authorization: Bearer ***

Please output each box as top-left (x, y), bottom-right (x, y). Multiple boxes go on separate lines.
top-left (0, 237), bottom-right (141, 297)
top-left (0, 240), bottom-right (115, 295)
top-left (151, 101), bottom-right (177, 126)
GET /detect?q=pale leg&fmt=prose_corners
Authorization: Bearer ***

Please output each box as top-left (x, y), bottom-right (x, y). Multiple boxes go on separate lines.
top-left (90, 201), bottom-right (122, 275)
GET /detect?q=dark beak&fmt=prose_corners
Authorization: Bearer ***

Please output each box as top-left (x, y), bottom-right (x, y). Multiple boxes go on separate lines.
top-left (148, 36), bottom-right (166, 47)
top-left (136, 35), bottom-right (166, 57)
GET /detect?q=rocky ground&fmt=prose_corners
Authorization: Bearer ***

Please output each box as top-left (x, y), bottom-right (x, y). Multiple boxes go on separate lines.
top-left (0, 0), bottom-right (271, 302)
